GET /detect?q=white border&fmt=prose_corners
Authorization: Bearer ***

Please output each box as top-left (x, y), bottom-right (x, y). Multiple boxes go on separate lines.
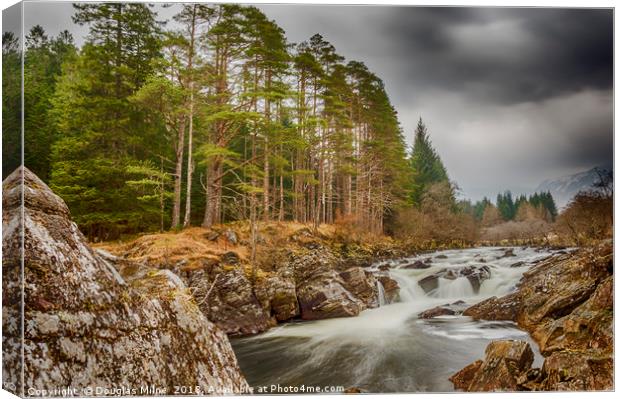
top-left (0, 1), bottom-right (616, 399)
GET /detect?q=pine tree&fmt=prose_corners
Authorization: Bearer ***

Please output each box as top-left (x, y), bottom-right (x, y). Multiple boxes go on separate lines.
top-left (242, 7), bottom-right (290, 222)
top-left (200, 4), bottom-right (252, 228)
top-left (24, 26), bottom-right (76, 180)
top-left (2, 31), bottom-right (22, 178)
top-left (49, 3), bottom-right (163, 240)
top-left (130, 74), bottom-right (186, 229)
top-left (496, 191), bottom-right (516, 221)
top-left (473, 197), bottom-right (492, 221)
top-left (173, 4), bottom-right (217, 228)
top-left (126, 161), bottom-right (173, 232)
top-left (409, 118), bottom-right (449, 206)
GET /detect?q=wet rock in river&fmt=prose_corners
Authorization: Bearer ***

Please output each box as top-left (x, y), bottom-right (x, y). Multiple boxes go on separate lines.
top-left (443, 269), bottom-right (458, 280)
top-left (297, 271), bottom-right (365, 320)
top-left (403, 260), bottom-right (431, 269)
top-left (417, 265), bottom-right (491, 293)
top-left (288, 248), bottom-right (365, 320)
top-left (499, 248), bottom-right (516, 258)
top-left (419, 300), bottom-right (469, 319)
top-left (189, 268), bottom-right (274, 336)
top-left (339, 267), bottom-right (379, 308)
top-left (460, 265), bottom-right (491, 293)
top-left (450, 360), bottom-right (483, 391)
top-left (463, 293), bottom-right (521, 321)
top-left (418, 306), bottom-right (456, 319)
top-left (376, 275), bottom-right (400, 304)
top-left (418, 274), bottom-right (439, 293)
top-left (436, 254), bottom-right (448, 259)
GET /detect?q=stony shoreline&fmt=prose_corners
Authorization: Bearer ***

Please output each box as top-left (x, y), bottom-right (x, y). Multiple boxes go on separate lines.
top-left (451, 241), bottom-right (613, 391)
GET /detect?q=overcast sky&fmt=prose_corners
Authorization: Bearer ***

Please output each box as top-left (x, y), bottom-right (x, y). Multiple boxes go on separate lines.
top-left (14, 2), bottom-right (614, 201)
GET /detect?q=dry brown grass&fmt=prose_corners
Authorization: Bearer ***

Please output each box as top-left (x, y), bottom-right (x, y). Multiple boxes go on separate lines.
top-left (93, 222), bottom-right (341, 273)
top-left (332, 215), bottom-right (387, 244)
top-left (95, 227), bottom-right (243, 271)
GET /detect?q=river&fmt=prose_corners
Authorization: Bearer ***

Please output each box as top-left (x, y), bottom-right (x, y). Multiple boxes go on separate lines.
top-left (231, 246), bottom-right (560, 393)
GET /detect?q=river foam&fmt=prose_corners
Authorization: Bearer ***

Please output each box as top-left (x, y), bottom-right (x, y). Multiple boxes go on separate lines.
top-left (232, 246), bottom-right (557, 392)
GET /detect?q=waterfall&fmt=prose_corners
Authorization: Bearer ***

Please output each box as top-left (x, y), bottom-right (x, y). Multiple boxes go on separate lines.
top-left (431, 277), bottom-right (475, 299)
top-left (377, 280), bottom-right (387, 306)
top-left (389, 269), bottom-right (429, 303)
top-left (232, 246), bottom-right (557, 393)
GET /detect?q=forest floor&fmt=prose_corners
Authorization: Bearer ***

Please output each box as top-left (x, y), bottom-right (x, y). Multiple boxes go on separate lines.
top-left (93, 221), bottom-right (415, 277)
top-left (93, 220), bottom-right (556, 278)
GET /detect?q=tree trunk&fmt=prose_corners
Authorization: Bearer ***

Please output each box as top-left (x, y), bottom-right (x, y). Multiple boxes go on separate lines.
top-left (279, 172), bottom-right (285, 222)
top-left (345, 173), bottom-right (352, 216)
top-left (114, 4), bottom-right (122, 99)
top-left (262, 141), bottom-right (270, 221)
top-left (183, 5), bottom-right (197, 228)
top-left (160, 157), bottom-right (165, 232)
top-left (172, 117), bottom-right (186, 229)
top-left (202, 158), bottom-right (220, 228)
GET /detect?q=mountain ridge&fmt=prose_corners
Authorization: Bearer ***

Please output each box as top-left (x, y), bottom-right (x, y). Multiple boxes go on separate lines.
top-left (535, 165), bottom-right (612, 209)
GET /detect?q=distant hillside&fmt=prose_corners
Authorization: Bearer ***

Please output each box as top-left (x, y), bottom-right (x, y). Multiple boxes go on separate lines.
top-left (535, 166), bottom-right (612, 209)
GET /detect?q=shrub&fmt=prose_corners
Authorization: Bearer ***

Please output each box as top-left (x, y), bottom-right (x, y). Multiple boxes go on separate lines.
top-left (555, 191), bottom-right (612, 245)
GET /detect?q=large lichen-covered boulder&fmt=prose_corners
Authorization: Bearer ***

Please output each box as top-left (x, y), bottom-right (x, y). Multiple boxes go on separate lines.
top-left (450, 340), bottom-right (534, 392)
top-left (254, 275), bottom-right (299, 322)
top-left (187, 267), bottom-right (275, 336)
top-left (2, 167), bottom-right (249, 396)
top-left (462, 292), bottom-right (521, 321)
top-left (297, 269), bottom-right (365, 320)
top-left (288, 248), bottom-right (365, 320)
top-left (535, 349), bottom-right (613, 391)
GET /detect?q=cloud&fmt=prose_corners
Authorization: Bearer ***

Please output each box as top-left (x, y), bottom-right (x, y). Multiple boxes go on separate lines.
top-left (407, 88), bottom-right (612, 200)
top-left (380, 7), bottom-right (613, 105)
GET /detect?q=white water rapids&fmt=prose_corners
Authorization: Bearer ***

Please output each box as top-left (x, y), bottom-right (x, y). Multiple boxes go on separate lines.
top-left (231, 246), bottom-right (560, 393)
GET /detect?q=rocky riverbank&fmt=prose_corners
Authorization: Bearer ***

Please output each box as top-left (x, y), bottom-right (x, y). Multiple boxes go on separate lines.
top-left (97, 220), bottom-right (410, 336)
top-left (2, 168), bottom-right (249, 396)
top-left (451, 241), bottom-right (613, 391)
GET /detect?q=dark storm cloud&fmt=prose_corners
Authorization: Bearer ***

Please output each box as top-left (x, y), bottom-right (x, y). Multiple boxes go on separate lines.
top-left (380, 7), bottom-right (613, 104)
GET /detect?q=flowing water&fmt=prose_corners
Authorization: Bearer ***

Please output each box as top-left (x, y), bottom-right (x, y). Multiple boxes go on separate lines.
top-left (231, 246), bottom-right (559, 393)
